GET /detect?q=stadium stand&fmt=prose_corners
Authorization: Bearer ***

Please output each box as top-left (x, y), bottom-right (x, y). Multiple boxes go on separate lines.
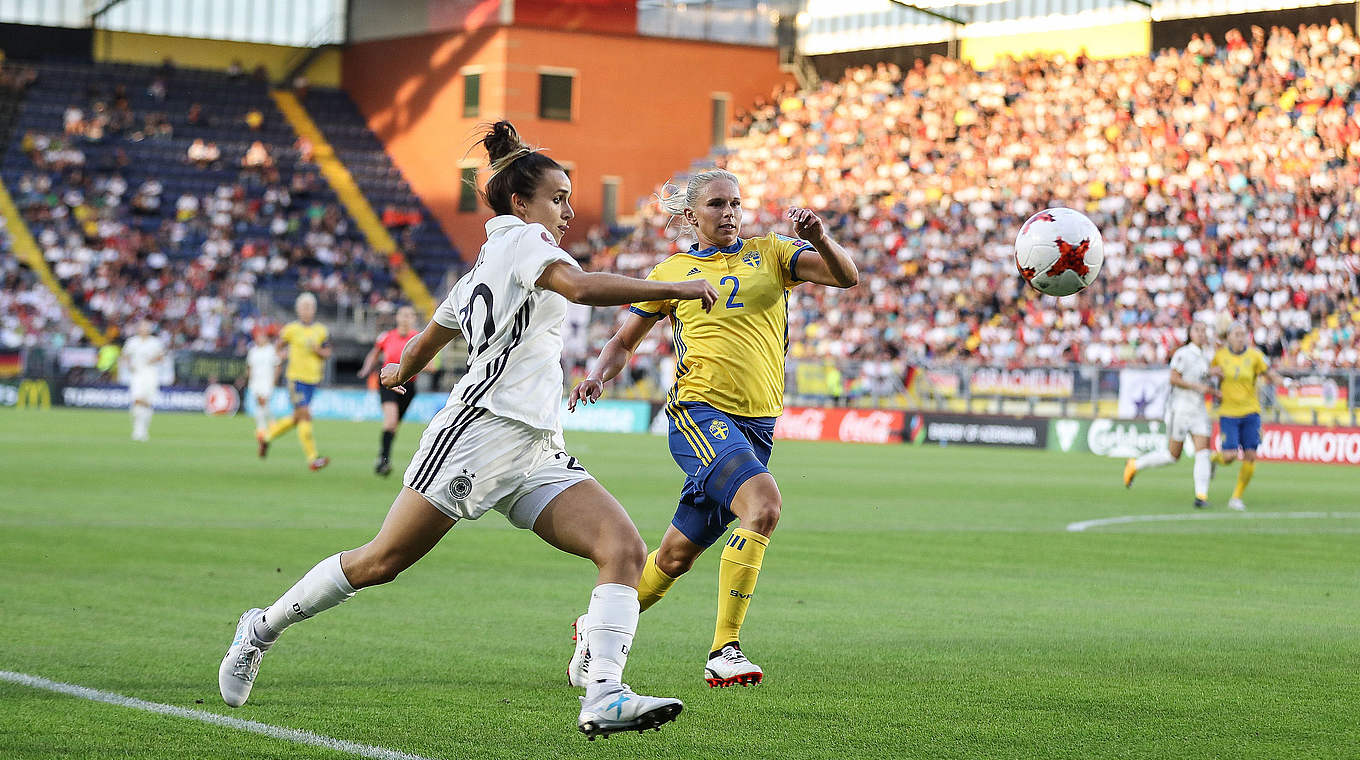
top-left (576, 21), bottom-right (1360, 396)
top-left (0, 59), bottom-right (457, 352)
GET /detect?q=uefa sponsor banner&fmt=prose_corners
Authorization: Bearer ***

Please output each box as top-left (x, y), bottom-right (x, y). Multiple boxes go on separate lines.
top-left (1049, 418), bottom-right (1169, 458)
top-left (774, 406), bottom-right (905, 444)
top-left (1214, 423), bottom-right (1360, 466)
top-left (0, 378), bottom-right (53, 409)
top-left (246, 387), bottom-right (450, 423)
top-left (969, 367), bottom-right (1074, 398)
top-left (1117, 368), bottom-right (1170, 420)
top-left (58, 384), bottom-right (211, 412)
top-left (905, 412), bottom-right (1048, 449)
top-left (560, 399), bottom-right (652, 434)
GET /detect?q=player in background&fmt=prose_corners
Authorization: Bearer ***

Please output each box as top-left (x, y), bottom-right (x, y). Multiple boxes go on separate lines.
top-left (568, 169), bottom-right (858, 688)
top-left (1210, 322), bottom-right (1282, 511)
top-left (358, 305), bottom-right (421, 476)
top-left (1123, 320), bottom-right (1220, 507)
top-left (219, 121), bottom-right (717, 738)
top-left (121, 319), bottom-right (166, 441)
top-left (245, 325), bottom-right (281, 445)
top-left (258, 292), bottom-right (330, 470)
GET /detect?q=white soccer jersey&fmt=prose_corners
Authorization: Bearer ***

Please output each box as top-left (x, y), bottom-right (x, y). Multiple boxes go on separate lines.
top-left (432, 215), bottom-right (579, 433)
top-left (246, 344), bottom-right (279, 390)
top-left (123, 335), bottom-right (165, 379)
top-left (1168, 343), bottom-right (1211, 410)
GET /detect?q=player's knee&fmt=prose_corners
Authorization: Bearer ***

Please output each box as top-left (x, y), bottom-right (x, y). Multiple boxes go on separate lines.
top-left (656, 544), bottom-right (697, 577)
top-left (598, 533), bottom-right (647, 575)
top-left (345, 547), bottom-right (408, 588)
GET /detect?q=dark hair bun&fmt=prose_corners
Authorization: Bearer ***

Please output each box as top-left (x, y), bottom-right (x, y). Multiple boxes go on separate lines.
top-left (481, 121), bottom-right (523, 165)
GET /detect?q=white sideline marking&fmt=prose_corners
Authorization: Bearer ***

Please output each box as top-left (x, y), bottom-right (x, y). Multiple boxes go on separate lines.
top-left (1066, 511), bottom-right (1360, 533)
top-left (0, 670), bottom-right (440, 760)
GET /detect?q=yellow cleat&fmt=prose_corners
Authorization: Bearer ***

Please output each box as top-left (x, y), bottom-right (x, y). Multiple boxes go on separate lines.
top-left (1123, 458), bottom-right (1137, 488)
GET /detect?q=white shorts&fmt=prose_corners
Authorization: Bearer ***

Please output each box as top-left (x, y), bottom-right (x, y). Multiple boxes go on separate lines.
top-left (403, 404), bottom-right (593, 529)
top-left (1166, 403), bottom-right (1211, 441)
top-left (248, 382), bottom-right (275, 401)
top-left (129, 374), bottom-right (159, 403)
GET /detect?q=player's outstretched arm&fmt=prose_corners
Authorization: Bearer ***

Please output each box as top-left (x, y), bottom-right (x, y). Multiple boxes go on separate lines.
top-left (568, 312), bottom-right (658, 412)
top-left (380, 321), bottom-right (459, 392)
top-left (537, 261), bottom-right (717, 311)
top-left (787, 207), bottom-right (858, 289)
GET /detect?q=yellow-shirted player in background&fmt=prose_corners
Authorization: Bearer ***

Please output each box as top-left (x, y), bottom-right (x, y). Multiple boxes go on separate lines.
top-left (1210, 322), bottom-right (1282, 511)
top-left (258, 292), bottom-right (330, 470)
top-left (567, 169), bottom-right (858, 688)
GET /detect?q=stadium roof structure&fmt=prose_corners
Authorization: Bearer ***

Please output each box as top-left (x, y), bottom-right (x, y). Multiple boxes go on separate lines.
top-left (885, 0), bottom-right (1149, 27)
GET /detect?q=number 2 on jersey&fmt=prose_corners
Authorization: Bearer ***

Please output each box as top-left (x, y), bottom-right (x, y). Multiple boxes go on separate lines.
top-left (719, 276), bottom-right (744, 309)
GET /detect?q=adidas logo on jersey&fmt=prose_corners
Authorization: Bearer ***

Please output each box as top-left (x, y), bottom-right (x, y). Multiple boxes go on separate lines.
top-left (687, 267), bottom-right (701, 276)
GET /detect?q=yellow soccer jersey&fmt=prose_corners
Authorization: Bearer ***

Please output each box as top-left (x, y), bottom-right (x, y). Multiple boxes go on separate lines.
top-left (631, 233), bottom-right (814, 418)
top-left (280, 321), bottom-right (329, 384)
top-left (1212, 346), bottom-right (1268, 416)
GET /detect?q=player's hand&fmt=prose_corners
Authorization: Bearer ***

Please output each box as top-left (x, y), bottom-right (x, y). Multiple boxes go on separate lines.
top-left (675, 280), bottom-right (719, 312)
top-left (379, 363), bottom-right (406, 393)
top-left (786, 207), bottom-right (826, 244)
top-left (568, 378), bottom-right (603, 412)
top-left (357, 368), bottom-right (369, 379)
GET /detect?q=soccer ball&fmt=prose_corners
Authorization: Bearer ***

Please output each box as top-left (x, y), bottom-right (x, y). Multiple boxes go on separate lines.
top-left (1014, 207), bottom-right (1104, 297)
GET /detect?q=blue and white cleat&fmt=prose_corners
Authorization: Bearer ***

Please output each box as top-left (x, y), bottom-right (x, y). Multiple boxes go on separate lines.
top-left (577, 684), bottom-right (682, 740)
top-left (218, 608), bottom-right (271, 707)
top-left (566, 613), bottom-right (591, 688)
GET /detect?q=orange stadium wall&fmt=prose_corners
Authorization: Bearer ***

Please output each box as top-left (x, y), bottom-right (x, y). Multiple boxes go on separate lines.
top-left (342, 27), bottom-right (789, 258)
top-left (94, 30), bottom-right (341, 86)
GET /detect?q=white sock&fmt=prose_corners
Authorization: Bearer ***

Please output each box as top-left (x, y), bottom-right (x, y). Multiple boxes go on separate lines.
top-left (1134, 449), bottom-right (1175, 471)
top-left (253, 402), bottom-right (270, 432)
top-left (1193, 450), bottom-right (1211, 497)
top-left (132, 405), bottom-right (152, 437)
top-left (258, 553), bottom-right (356, 642)
top-left (583, 583), bottom-right (638, 699)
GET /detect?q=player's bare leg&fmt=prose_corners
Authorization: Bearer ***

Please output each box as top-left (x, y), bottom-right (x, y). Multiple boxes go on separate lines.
top-left (220, 488), bottom-right (454, 707)
top-left (254, 393), bottom-right (273, 457)
top-left (534, 480), bottom-right (682, 738)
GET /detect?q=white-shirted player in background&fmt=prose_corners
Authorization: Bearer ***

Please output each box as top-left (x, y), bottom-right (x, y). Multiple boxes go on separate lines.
top-left (245, 325), bottom-right (281, 443)
top-left (121, 319), bottom-right (166, 442)
top-left (219, 121), bottom-right (717, 739)
top-left (1124, 320), bottom-right (1220, 507)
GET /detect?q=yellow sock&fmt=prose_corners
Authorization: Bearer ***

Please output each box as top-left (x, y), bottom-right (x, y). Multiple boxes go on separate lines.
top-left (712, 528), bottom-right (768, 653)
top-left (298, 420), bottom-right (319, 461)
top-left (637, 550), bottom-right (677, 612)
top-left (265, 417), bottom-right (296, 442)
top-left (1232, 460), bottom-right (1255, 500)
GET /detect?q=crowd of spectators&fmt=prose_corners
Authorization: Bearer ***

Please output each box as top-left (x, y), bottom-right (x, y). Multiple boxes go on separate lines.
top-left (575, 21), bottom-right (1360, 399)
top-left (3, 60), bottom-right (406, 354)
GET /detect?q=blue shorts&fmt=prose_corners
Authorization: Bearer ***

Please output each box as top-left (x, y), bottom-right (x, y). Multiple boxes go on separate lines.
top-left (1219, 413), bottom-right (1261, 451)
top-left (666, 401), bottom-right (775, 548)
top-left (288, 380), bottom-right (317, 408)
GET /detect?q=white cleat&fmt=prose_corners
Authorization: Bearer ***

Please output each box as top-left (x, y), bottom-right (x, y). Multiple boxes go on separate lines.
top-left (704, 643), bottom-right (763, 688)
top-left (219, 608), bottom-right (271, 707)
top-left (577, 684), bottom-right (682, 740)
top-left (1227, 498), bottom-right (1247, 511)
top-left (566, 614), bottom-right (591, 688)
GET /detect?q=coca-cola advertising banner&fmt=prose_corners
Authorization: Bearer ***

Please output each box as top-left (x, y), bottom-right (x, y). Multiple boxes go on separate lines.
top-left (1215, 423), bottom-right (1360, 466)
top-left (774, 407), bottom-right (906, 444)
top-left (905, 412), bottom-right (1049, 449)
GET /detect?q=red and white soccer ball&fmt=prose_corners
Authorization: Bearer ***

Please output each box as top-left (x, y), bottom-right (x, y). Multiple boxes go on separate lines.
top-left (1014, 207), bottom-right (1104, 297)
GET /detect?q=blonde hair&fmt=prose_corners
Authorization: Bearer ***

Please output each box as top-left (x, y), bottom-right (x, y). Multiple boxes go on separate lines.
top-left (295, 292), bottom-right (317, 311)
top-left (655, 168), bottom-right (740, 237)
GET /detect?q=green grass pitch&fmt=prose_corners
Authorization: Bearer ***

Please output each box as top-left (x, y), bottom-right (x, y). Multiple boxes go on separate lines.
top-left (2, 408), bottom-right (1357, 759)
